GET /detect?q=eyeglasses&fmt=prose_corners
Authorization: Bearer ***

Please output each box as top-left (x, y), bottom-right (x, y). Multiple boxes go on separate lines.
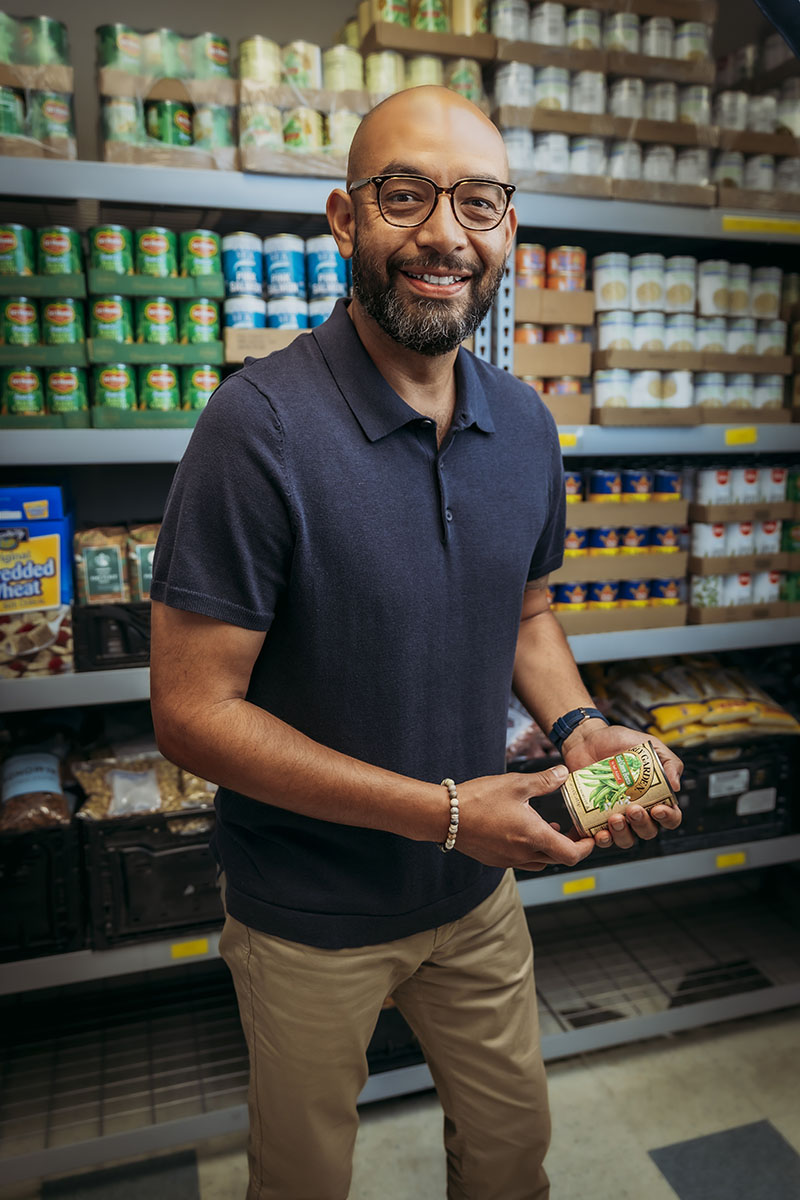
top-left (348, 174), bottom-right (516, 231)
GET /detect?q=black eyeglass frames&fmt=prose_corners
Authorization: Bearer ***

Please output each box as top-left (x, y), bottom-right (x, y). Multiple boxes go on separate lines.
top-left (347, 174), bottom-right (516, 231)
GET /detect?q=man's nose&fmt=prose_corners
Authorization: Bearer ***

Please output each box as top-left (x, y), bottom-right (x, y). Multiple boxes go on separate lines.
top-left (414, 192), bottom-right (469, 252)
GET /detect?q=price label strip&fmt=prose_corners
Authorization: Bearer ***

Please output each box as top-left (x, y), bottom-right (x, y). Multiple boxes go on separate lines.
top-left (724, 426), bottom-right (758, 447)
top-left (562, 875), bottom-right (596, 896)
top-left (722, 216), bottom-right (800, 238)
top-left (170, 937), bottom-right (210, 960)
top-left (716, 851), bottom-right (747, 870)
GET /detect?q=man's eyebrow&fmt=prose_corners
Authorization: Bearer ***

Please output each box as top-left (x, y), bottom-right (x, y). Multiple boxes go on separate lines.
top-left (376, 161), bottom-right (504, 183)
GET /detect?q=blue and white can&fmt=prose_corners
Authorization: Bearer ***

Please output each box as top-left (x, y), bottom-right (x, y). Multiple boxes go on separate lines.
top-left (222, 232), bottom-right (264, 297)
top-left (223, 295), bottom-right (267, 328)
top-left (308, 296), bottom-right (338, 327)
top-left (306, 234), bottom-right (348, 299)
top-left (267, 297), bottom-right (309, 329)
top-left (263, 234), bottom-right (306, 299)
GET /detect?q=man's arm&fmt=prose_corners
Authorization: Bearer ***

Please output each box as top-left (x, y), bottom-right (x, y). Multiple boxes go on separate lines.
top-left (150, 601), bottom-right (596, 872)
top-left (511, 578), bottom-right (683, 850)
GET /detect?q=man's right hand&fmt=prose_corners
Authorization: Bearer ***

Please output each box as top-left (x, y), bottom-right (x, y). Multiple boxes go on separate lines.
top-left (455, 765), bottom-right (595, 872)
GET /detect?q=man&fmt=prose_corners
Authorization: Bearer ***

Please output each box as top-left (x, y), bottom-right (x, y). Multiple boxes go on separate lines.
top-left (150, 86), bottom-right (682, 1200)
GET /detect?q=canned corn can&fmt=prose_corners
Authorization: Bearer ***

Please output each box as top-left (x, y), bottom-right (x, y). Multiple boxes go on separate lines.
top-left (96, 24), bottom-right (142, 72)
top-left (263, 234), bottom-right (307, 299)
top-left (222, 232), bottom-right (263, 297)
top-left (89, 295), bottom-right (133, 343)
top-left (283, 107), bottom-right (324, 152)
top-left (564, 469), bottom-right (583, 502)
top-left (192, 32), bottom-right (230, 79)
top-left (223, 296), bottom-right (267, 328)
top-left (29, 91), bottom-right (74, 141)
top-left (136, 297), bottom-right (178, 345)
top-left (239, 101), bottom-right (283, 149)
top-left (412, 0), bottom-right (450, 32)
top-left (46, 366), bottom-right (88, 412)
top-left (619, 579), bottom-right (650, 607)
top-left (587, 468), bottom-right (622, 501)
top-left (651, 525), bottom-right (680, 553)
top-left (193, 104), bottom-right (235, 149)
top-left (588, 526), bottom-right (621, 555)
top-left (89, 225), bottom-right (133, 274)
top-left (101, 96), bottom-right (143, 143)
top-left (180, 229), bottom-right (221, 277)
top-left (650, 578), bottom-right (683, 606)
top-left (181, 364), bottom-right (221, 409)
top-left (306, 234), bottom-right (348, 300)
top-left (17, 16), bottom-right (69, 66)
top-left (42, 298), bottom-right (84, 345)
top-left (135, 227), bottom-right (178, 278)
top-left (238, 36), bottom-right (281, 85)
top-left (140, 363), bottom-right (180, 410)
top-left (1, 297), bottom-right (39, 346)
top-left (653, 468), bottom-right (682, 500)
top-left (554, 582), bottom-right (588, 611)
top-left (179, 298), bottom-right (220, 344)
top-left (281, 41), bottom-right (322, 89)
top-left (0, 86), bottom-right (25, 135)
top-left (267, 297), bottom-right (309, 329)
top-left (589, 580), bottom-right (620, 608)
top-left (564, 528), bottom-right (588, 556)
top-left (92, 363), bottom-right (137, 409)
top-left (621, 467), bottom-right (653, 501)
top-left (0, 223), bottom-right (33, 275)
top-left (146, 100), bottom-right (192, 146)
top-left (2, 366), bottom-right (43, 414)
top-left (619, 525), bottom-right (649, 553)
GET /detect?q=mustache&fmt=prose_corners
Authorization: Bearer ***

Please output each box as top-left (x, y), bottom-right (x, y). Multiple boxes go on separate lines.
top-left (390, 254), bottom-right (482, 277)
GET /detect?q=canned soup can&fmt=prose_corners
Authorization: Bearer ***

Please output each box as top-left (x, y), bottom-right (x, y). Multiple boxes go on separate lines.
top-left (597, 311), bottom-right (633, 350)
top-left (587, 467), bottom-right (621, 501)
top-left (264, 234), bottom-right (307, 299)
top-left (564, 528), bottom-right (588, 556)
top-left (593, 369), bottom-right (630, 409)
top-left (267, 297), bottom-right (309, 329)
top-left (651, 578), bottom-right (683, 605)
top-left (90, 295), bottom-right (133, 343)
top-left (180, 230), bottom-right (221, 277)
top-left (222, 233), bottom-right (264, 297)
top-left (589, 580), bottom-right (620, 608)
top-left (306, 234), bottom-right (347, 300)
top-left (566, 8), bottom-right (601, 50)
top-left (653, 468), bottom-right (682, 500)
top-left (665, 313), bottom-right (695, 352)
top-left (621, 467), bottom-right (653, 501)
top-left (631, 253), bottom-right (665, 311)
top-left (620, 525), bottom-right (649, 553)
top-left (634, 311), bottom-right (665, 351)
top-left (592, 253), bottom-right (630, 310)
top-left (1, 297), bottom-right (39, 346)
top-left (604, 13), bottom-right (640, 54)
top-left (553, 582), bottom-right (589, 611)
top-left (46, 366), bottom-right (88, 412)
top-left (43, 298), bottom-right (84, 345)
top-left (588, 527), bottom-right (621, 555)
top-left (560, 742), bottom-right (677, 837)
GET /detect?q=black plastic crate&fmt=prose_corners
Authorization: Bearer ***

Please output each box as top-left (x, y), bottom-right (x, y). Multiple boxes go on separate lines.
top-left (73, 602), bottom-right (151, 671)
top-left (82, 810), bottom-right (223, 949)
top-left (0, 825), bottom-right (85, 961)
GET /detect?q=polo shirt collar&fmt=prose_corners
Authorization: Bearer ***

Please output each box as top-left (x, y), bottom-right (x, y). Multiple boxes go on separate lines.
top-left (313, 299), bottom-right (496, 442)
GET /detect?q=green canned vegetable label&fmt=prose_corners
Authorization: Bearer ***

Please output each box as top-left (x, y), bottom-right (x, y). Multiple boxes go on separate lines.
top-left (37, 225), bottom-right (82, 274)
top-left (102, 96), bottom-right (143, 143)
top-left (43, 298), bottom-right (85, 345)
top-left (29, 91), bottom-right (74, 141)
top-left (46, 367), bottom-right (88, 412)
top-left (135, 227), bottom-right (178, 277)
top-left (181, 364), bottom-right (220, 408)
top-left (0, 86), bottom-right (24, 135)
top-left (2, 367), bottom-right (44, 414)
top-left (146, 99), bottom-right (192, 146)
top-left (90, 225), bottom-right (133, 273)
top-left (137, 298), bottom-right (177, 344)
top-left (180, 229), bottom-right (221, 276)
top-left (90, 295), bottom-right (133, 342)
top-left (96, 24), bottom-right (142, 72)
top-left (141, 364), bottom-right (179, 409)
top-left (180, 298), bottom-right (220, 343)
top-left (192, 33), bottom-right (230, 78)
top-left (17, 16), bottom-right (69, 67)
top-left (0, 224), bottom-right (34, 275)
top-left (0, 14), bottom-right (17, 66)
top-left (92, 363), bottom-right (136, 408)
top-left (2, 298), bottom-right (39, 346)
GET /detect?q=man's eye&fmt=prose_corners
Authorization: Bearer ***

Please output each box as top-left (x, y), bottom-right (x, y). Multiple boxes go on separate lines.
top-left (384, 189), bottom-right (425, 205)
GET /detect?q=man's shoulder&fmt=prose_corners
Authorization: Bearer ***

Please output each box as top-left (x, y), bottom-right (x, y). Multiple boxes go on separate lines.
top-left (462, 347), bottom-right (559, 429)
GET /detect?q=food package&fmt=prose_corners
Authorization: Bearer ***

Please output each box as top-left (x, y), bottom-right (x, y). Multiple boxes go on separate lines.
top-left (180, 769), bottom-right (217, 808)
top-left (74, 753), bottom-right (216, 819)
top-left (73, 526), bottom-right (130, 605)
top-left (0, 748), bottom-right (72, 831)
top-left (127, 523), bottom-right (160, 601)
top-left (0, 605), bottom-right (73, 678)
top-left (0, 485), bottom-right (74, 615)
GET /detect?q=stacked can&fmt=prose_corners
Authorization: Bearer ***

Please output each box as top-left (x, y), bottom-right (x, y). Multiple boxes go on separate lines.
top-left (222, 232), bottom-right (349, 330)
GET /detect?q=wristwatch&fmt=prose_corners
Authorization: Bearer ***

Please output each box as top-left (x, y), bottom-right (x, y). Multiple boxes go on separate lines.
top-left (548, 707), bottom-right (609, 753)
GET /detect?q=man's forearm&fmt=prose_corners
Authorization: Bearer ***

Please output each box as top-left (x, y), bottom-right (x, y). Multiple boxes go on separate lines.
top-left (511, 609), bottom-right (599, 740)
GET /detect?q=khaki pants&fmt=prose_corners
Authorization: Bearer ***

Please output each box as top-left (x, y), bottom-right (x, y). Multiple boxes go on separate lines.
top-left (219, 869), bottom-right (550, 1200)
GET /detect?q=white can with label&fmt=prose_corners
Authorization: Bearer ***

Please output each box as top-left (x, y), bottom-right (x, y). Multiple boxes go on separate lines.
top-left (713, 151), bottom-right (745, 187)
top-left (633, 310), bottom-right (665, 351)
top-left (603, 13), bottom-right (639, 54)
top-left (491, 0), bottom-right (531, 40)
top-left (747, 94), bottom-right (778, 133)
top-left (726, 317), bottom-right (757, 355)
top-left (696, 317), bottom-right (727, 352)
top-left (530, 2), bottom-right (567, 46)
top-left (761, 465), bottom-right (788, 501)
top-left (645, 82), bottom-right (678, 123)
top-left (592, 252), bottom-right (631, 310)
top-left (593, 368), bottom-right (631, 408)
top-left (674, 22), bottom-right (710, 62)
top-left (691, 574), bottom-right (724, 607)
top-left (753, 375), bottom-right (785, 409)
top-left (776, 157), bottom-right (800, 193)
top-left (570, 71), bottom-right (606, 115)
top-left (696, 467), bottom-right (732, 503)
top-left (596, 310), bottom-right (633, 350)
top-left (750, 267), bottom-right (782, 320)
top-left (726, 373), bottom-right (755, 408)
top-left (714, 90), bottom-right (749, 130)
top-left (754, 519), bottom-right (782, 553)
top-left (533, 131), bottom-right (570, 172)
top-left (665, 313), bottom-right (696, 351)
top-left (495, 62), bottom-right (535, 107)
top-left (730, 465), bottom-right (761, 502)
top-left (744, 154), bottom-right (776, 191)
top-left (503, 127), bottom-right (535, 172)
top-left (609, 139), bottom-right (642, 179)
top-left (223, 295), bottom-right (267, 328)
top-left (726, 519), bottom-right (754, 556)
top-left (676, 147), bottom-right (711, 185)
top-left (631, 370), bottom-right (663, 408)
top-left (698, 261), bottom-right (730, 317)
top-left (609, 77), bottom-right (644, 118)
top-left (534, 66), bottom-right (570, 110)
top-left (641, 16), bottom-right (674, 59)
top-left (727, 263), bottom-right (752, 315)
top-left (679, 85), bottom-right (711, 126)
top-left (569, 135), bottom-right (606, 175)
top-left (695, 372), bottom-right (726, 407)
top-left (630, 253), bottom-right (665, 311)
top-left (691, 522), bottom-right (728, 557)
top-left (566, 8), bottom-right (601, 50)
top-left (643, 144), bottom-right (676, 183)
top-left (662, 370), bottom-right (693, 408)
top-left (752, 570), bottom-right (781, 604)
top-left (663, 257), bottom-right (697, 313)
top-left (266, 297), bottom-right (309, 329)
top-left (756, 320), bottom-right (787, 356)
top-left (722, 571), bottom-right (753, 606)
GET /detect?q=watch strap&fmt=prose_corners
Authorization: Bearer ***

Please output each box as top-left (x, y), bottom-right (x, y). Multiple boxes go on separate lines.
top-left (549, 706), bottom-right (609, 752)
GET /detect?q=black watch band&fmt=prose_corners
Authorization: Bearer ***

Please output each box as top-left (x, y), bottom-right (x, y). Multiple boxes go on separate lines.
top-left (549, 707), bottom-right (609, 752)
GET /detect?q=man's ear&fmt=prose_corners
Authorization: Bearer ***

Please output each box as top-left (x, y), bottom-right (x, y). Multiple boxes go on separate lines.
top-left (326, 189), bottom-right (355, 259)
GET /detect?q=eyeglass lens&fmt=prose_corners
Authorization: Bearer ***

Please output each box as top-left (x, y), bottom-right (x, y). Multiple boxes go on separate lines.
top-left (378, 177), bottom-right (508, 229)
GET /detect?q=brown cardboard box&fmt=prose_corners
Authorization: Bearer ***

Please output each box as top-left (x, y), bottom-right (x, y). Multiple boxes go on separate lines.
top-left (495, 40), bottom-right (604, 71)
top-left (514, 343), bottom-right (591, 377)
top-left (688, 601), bottom-right (800, 624)
top-left (567, 499), bottom-right (689, 527)
top-left (516, 290), bottom-right (594, 326)
top-left (538, 394), bottom-right (592, 425)
top-left (580, 0), bottom-right (717, 17)
top-left (0, 134), bottom-right (76, 160)
top-left (103, 141), bottom-right (238, 171)
top-left (592, 406), bottom-right (702, 426)
top-left (514, 171), bottom-right (612, 199)
top-left (698, 407), bottom-right (791, 424)
top-left (555, 604), bottom-right (688, 636)
top-left (593, 349), bottom-right (792, 375)
top-left (716, 130), bottom-right (797, 157)
top-left (0, 62), bottom-right (73, 91)
top-left (717, 186), bottom-right (800, 215)
top-left (606, 50), bottom-right (715, 85)
top-left (361, 22), bottom-right (496, 61)
top-left (240, 144), bottom-right (344, 177)
top-left (612, 179), bottom-right (716, 207)
top-left (98, 68), bottom-right (238, 105)
top-left (224, 329), bottom-right (306, 363)
top-left (689, 501), bottom-right (795, 523)
top-left (239, 81), bottom-right (371, 115)
top-left (688, 553), bottom-right (793, 577)
top-left (701, 353), bottom-right (792, 375)
top-left (553, 551), bottom-right (687, 585)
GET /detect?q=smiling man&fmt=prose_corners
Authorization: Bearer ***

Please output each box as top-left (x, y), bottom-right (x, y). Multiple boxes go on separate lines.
top-left (150, 86), bottom-right (681, 1200)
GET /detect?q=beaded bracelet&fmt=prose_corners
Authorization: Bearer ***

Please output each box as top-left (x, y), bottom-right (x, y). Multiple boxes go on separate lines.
top-left (440, 777), bottom-right (459, 853)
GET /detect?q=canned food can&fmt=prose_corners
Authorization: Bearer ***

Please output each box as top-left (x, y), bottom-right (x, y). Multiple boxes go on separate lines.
top-left (145, 100), bottom-right (192, 146)
top-left (543, 376), bottom-right (581, 394)
top-left (503, 128), bottom-right (535, 173)
top-left (619, 579), bottom-right (650, 607)
top-left (452, 0), bottom-right (488, 35)
top-left (365, 50), bottom-right (405, 95)
top-left (761, 466), bottom-right (788, 502)
top-left (674, 21), bottom-right (710, 62)
top-left (405, 53), bottom-right (444, 88)
top-left (412, 0), bottom-right (450, 32)
top-left (604, 13), bottom-right (640, 54)
top-left (662, 370), bottom-right (693, 408)
top-left (744, 154), bottom-right (776, 191)
top-left (588, 580), bottom-right (620, 608)
top-left (89, 225), bottom-right (133, 275)
top-left (0, 86), bottom-right (25, 136)
top-left (222, 232), bottom-right (264, 297)
top-left (663, 256), bottom-right (696, 313)
top-left (2, 366), bottom-right (44, 414)
top-left (514, 323), bottom-right (543, 344)
top-left (179, 299), bottom-right (220, 344)
top-left (530, 2), bottom-right (566, 46)
top-left (516, 243), bottom-right (546, 275)
top-left (1, 297), bottom-right (39, 346)
top-left (373, 0), bottom-right (412, 24)
top-left (560, 742), bottom-right (678, 837)
top-left (96, 24), bottom-right (142, 72)
top-left (695, 467), bottom-right (731, 504)
top-left (29, 91), bottom-right (74, 141)
top-left (679, 85), bottom-right (711, 126)
top-left (756, 319), bottom-right (787, 356)
top-left (564, 469), bottom-right (583, 502)
top-left (609, 139), bottom-right (642, 180)
top-left (553, 581), bottom-right (588, 610)
top-left (726, 317), bottom-right (756, 356)
top-left (491, 0), bottom-right (530, 41)
top-left (652, 578), bottom-right (684, 606)
top-left (89, 295), bottom-right (133, 343)
top-left (653, 468), bottom-right (682, 500)
top-left (223, 296), bottom-right (267, 328)
top-left (729, 465), bottom-right (761, 502)
top-left (751, 267), bottom-right (782, 320)
top-left (696, 317), bottom-right (727, 352)
top-left (592, 253), bottom-right (630, 310)
top-left (641, 16), bottom-right (674, 58)
top-left (782, 522), bottom-right (800, 552)
top-left (445, 57), bottom-right (483, 103)
top-left (101, 96), bottom-right (143, 144)
top-left (665, 313), bottom-right (695, 352)
top-left (42, 298), bottom-right (84, 345)
top-left (535, 67), bottom-right (570, 111)
top-left (570, 73), bottom-right (606, 116)
top-left (714, 90), bottom-right (749, 130)
top-left (643, 144), bottom-right (676, 184)
top-left (569, 135), bottom-right (607, 176)
top-left (713, 151), bottom-right (745, 187)
top-left (754, 520), bottom-right (781, 554)
top-left (140, 364), bottom-right (180, 410)
top-left (690, 574), bottom-right (722, 606)
top-left (136, 297), bottom-right (178, 345)
top-left (547, 270), bottom-right (586, 292)
top-left (192, 32), bottom-right (230, 79)
top-left (263, 234), bottom-right (307, 299)
top-left (566, 7), bottom-right (601, 50)
top-left (633, 311), bottom-right (665, 352)
top-left (726, 520), bottom-right (754, 556)
top-left (46, 366), bottom-right (88, 412)
top-left (180, 230), bottom-right (221, 277)
top-left (593, 368), bottom-right (631, 409)
top-left (776, 157), bottom-right (800, 193)
top-left (135, 227), bottom-right (178, 278)
top-left (587, 468), bottom-right (622, 501)
top-left (677, 146), bottom-right (711, 186)
top-left (267, 297), bottom-right (309, 329)
top-left (725, 373), bottom-right (755, 408)
top-left (564, 527), bottom-right (588, 556)
top-left (691, 522), bottom-right (728, 557)
top-left (92, 363), bottom-right (136, 408)
top-left (631, 370), bottom-right (663, 408)
top-left (609, 77), bottom-right (644, 119)
top-left (281, 41), bottom-right (322, 89)
top-left (326, 110), bottom-right (362, 155)
top-left (619, 525), bottom-right (649, 553)
top-left (238, 36), bottom-right (281, 84)
top-left (588, 527), bottom-right (621, 555)
top-left (545, 325), bottom-right (583, 344)
top-left (752, 570), bottom-right (781, 604)
top-left (747, 94), bottom-right (777, 133)
top-left (35, 225), bottom-right (82, 275)
top-left (305, 234), bottom-right (347, 300)
top-left (324, 44), bottom-right (365, 90)
top-left (596, 311), bottom-right (633, 350)
top-left (17, 16), bottom-right (69, 66)
top-left (239, 102), bottom-right (283, 150)
top-left (193, 104), bottom-right (235, 149)
top-left (283, 107), bottom-right (324, 151)
top-left (181, 364), bottom-right (221, 409)
top-left (621, 468), bottom-right (653, 502)
top-left (308, 296), bottom-right (338, 327)
top-left (697, 260), bottom-right (730, 316)
top-left (645, 82), bottom-right (678, 123)
top-left (495, 62), bottom-right (534, 107)
top-left (723, 571), bottom-right (753, 606)
top-left (520, 376), bottom-right (545, 392)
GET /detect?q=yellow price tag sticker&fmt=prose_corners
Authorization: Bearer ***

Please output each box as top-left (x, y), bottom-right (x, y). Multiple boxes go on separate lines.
top-left (562, 876), bottom-right (596, 896)
top-left (724, 426), bottom-right (758, 446)
top-left (722, 215), bottom-right (800, 237)
top-left (559, 431), bottom-right (578, 448)
top-left (170, 937), bottom-right (210, 960)
top-left (716, 852), bottom-right (747, 870)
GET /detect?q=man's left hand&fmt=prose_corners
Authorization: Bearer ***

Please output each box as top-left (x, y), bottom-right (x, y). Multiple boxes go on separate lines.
top-left (562, 721), bottom-right (683, 851)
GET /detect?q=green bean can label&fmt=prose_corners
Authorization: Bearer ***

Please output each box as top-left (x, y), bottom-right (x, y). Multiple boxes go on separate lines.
top-left (146, 100), bottom-right (192, 146)
top-left (137, 298), bottom-right (177, 344)
top-left (141, 365), bottom-right (179, 409)
top-left (46, 367), bottom-right (88, 412)
top-left (0, 224), bottom-right (34, 275)
top-left (90, 296), bottom-right (133, 342)
top-left (30, 92), bottom-right (73, 140)
top-left (93, 364), bottom-right (136, 408)
top-left (17, 17), bottom-right (68, 67)
top-left (2, 298), bottom-right (39, 346)
top-left (180, 230), bottom-right (221, 276)
top-left (43, 299), bottom-right (84, 345)
top-left (37, 226), bottom-right (82, 274)
top-left (2, 367), bottom-right (44, 414)
top-left (0, 86), bottom-right (24, 135)
top-left (180, 299), bottom-right (220, 343)
top-left (192, 33), bottom-right (230, 78)
top-left (135, 228), bottom-right (178, 277)
top-left (90, 225), bottom-right (133, 274)
top-left (182, 364), bottom-right (220, 408)
top-left (561, 741), bottom-right (677, 837)
top-left (96, 24), bottom-right (142, 71)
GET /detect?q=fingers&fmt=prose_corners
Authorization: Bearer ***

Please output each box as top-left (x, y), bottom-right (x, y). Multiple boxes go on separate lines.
top-left (524, 763), bottom-right (569, 796)
top-left (594, 800), bottom-right (683, 850)
top-left (652, 738), bottom-right (684, 792)
top-left (651, 802), bottom-right (682, 829)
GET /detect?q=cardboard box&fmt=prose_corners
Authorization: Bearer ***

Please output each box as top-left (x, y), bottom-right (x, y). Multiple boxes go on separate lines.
top-left (553, 551), bottom-right (688, 585)
top-left (606, 50), bottom-right (715, 86)
top-left (515, 290), bottom-right (594, 326)
top-left (592, 406), bottom-right (701, 426)
top-left (698, 407), bottom-right (791, 424)
top-left (688, 601), bottom-right (800, 624)
top-left (566, 499), bottom-right (689, 527)
top-left (689, 501), bottom-right (795, 523)
top-left (98, 68), bottom-right (237, 105)
top-left (716, 130), bottom-right (798, 157)
top-left (361, 22), bottom-right (496, 62)
top-left (103, 141), bottom-right (238, 171)
top-left (555, 604), bottom-right (688, 636)
top-left (495, 105), bottom-right (615, 138)
top-left (514, 343), bottom-right (591, 377)
top-left (616, 116), bottom-right (712, 147)
top-left (701, 353), bottom-right (792, 375)
top-left (514, 171), bottom-right (612, 199)
top-left (611, 178), bottom-right (716, 207)
top-left (240, 143), bottom-right (344, 177)
top-left (586, 0), bottom-right (717, 17)
top-left (224, 328), bottom-right (306, 363)
top-left (593, 349), bottom-right (703, 371)
top-left (688, 553), bottom-right (794, 577)
top-left (538, 394), bottom-right (592, 425)
top-left (0, 134), bottom-right (76, 160)
top-left (0, 62), bottom-right (73, 92)
top-left (239, 81), bottom-right (371, 115)
top-left (0, 486), bottom-right (73, 615)
top-left (88, 340), bottom-right (223, 366)
top-left (495, 39), bottom-right (604, 71)
top-left (717, 186), bottom-right (800, 215)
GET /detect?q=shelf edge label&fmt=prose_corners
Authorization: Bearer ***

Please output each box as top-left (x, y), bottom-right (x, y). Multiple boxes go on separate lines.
top-left (559, 431), bottom-right (578, 448)
top-left (722, 215), bottom-right (800, 237)
top-left (724, 426), bottom-right (758, 446)
top-left (716, 851), bottom-right (747, 870)
top-left (171, 937), bottom-right (210, 959)
top-left (562, 875), bottom-right (596, 895)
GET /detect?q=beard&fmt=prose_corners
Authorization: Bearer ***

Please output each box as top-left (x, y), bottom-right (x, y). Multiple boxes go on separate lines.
top-left (350, 233), bottom-right (506, 357)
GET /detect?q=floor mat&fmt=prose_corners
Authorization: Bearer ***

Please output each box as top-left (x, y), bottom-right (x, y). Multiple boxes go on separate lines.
top-left (649, 1120), bottom-right (800, 1200)
top-left (42, 1150), bottom-right (199, 1200)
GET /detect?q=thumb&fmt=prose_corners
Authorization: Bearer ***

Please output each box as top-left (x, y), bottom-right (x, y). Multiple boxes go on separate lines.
top-left (525, 763), bottom-right (569, 796)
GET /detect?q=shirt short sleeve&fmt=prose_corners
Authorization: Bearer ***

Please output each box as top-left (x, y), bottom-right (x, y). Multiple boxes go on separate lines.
top-left (527, 405), bottom-right (566, 580)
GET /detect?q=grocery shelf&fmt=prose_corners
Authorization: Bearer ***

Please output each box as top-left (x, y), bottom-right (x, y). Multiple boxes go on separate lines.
top-left (0, 667), bottom-right (150, 713)
top-left (1, 429), bottom-right (193, 465)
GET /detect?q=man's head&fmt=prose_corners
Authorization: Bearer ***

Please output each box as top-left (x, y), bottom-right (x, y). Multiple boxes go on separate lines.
top-left (326, 86), bottom-right (517, 357)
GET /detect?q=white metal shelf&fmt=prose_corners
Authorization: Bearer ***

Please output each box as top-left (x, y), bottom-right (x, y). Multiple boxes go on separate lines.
top-left (0, 667), bottom-right (150, 712)
top-left (556, 424), bottom-right (800, 456)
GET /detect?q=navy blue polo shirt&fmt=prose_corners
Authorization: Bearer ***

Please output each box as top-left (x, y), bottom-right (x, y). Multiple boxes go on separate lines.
top-left (151, 299), bottom-right (565, 948)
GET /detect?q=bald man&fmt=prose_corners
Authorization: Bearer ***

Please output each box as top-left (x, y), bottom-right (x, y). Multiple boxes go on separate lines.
top-left (150, 86), bottom-right (681, 1200)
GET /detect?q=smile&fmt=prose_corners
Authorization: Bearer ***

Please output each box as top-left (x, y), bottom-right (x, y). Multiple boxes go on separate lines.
top-left (402, 272), bottom-right (470, 285)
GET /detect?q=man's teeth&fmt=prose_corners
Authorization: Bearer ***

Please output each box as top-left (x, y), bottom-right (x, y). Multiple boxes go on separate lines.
top-left (407, 273), bottom-right (465, 285)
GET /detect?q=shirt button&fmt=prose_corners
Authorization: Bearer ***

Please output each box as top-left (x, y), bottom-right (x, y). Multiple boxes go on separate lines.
top-left (445, 509), bottom-right (453, 522)
top-left (422, 418), bottom-right (434, 426)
